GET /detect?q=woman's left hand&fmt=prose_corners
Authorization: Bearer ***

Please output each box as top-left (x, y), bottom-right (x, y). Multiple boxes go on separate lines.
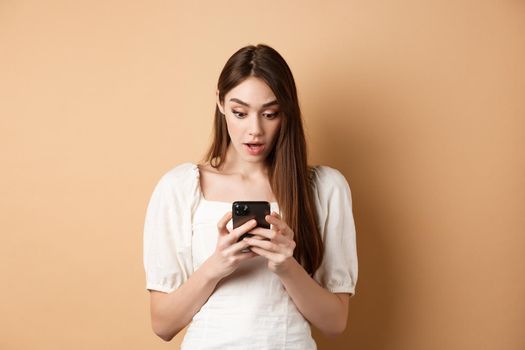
top-left (243, 211), bottom-right (296, 275)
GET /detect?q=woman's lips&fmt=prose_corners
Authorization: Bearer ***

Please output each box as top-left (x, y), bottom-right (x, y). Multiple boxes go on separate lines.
top-left (243, 143), bottom-right (265, 155)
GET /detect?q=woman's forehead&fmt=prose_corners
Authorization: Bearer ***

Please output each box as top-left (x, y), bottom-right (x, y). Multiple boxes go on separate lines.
top-left (225, 77), bottom-right (277, 106)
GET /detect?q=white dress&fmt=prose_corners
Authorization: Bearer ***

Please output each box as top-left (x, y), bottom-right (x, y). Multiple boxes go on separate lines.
top-left (143, 163), bottom-right (358, 349)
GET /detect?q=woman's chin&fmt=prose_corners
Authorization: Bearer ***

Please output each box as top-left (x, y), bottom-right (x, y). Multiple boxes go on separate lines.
top-left (242, 154), bottom-right (266, 163)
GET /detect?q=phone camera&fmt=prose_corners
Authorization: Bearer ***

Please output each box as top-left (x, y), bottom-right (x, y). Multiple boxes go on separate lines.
top-left (233, 203), bottom-right (249, 216)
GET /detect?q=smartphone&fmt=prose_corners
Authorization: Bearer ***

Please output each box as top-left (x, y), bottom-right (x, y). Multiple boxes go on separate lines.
top-left (232, 201), bottom-right (271, 242)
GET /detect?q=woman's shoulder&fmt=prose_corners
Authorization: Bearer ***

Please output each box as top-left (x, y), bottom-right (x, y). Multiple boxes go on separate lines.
top-left (310, 164), bottom-right (350, 187)
top-left (309, 164), bottom-right (353, 201)
top-left (162, 161), bottom-right (198, 178)
top-left (154, 162), bottom-right (199, 194)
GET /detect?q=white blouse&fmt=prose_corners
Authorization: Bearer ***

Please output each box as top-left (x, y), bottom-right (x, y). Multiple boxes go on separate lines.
top-left (143, 162), bottom-right (358, 349)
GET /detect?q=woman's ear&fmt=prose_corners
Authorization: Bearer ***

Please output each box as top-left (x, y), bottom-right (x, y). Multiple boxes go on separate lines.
top-left (216, 89), bottom-right (225, 115)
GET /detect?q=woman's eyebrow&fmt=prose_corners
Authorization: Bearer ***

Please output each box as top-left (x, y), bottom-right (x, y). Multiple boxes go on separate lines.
top-left (229, 98), bottom-right (279, 108)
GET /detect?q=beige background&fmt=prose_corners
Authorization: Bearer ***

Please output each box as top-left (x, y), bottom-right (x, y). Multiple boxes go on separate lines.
top-left (1, 0), bottom-right (524, 349)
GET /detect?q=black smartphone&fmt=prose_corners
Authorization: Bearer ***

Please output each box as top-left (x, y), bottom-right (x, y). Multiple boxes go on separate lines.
top-left (232, 201), bottom-right (271, 242)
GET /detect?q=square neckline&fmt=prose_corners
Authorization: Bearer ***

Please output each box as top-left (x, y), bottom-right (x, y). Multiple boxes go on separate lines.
top-left (194, 163), bottom-right (278, 206)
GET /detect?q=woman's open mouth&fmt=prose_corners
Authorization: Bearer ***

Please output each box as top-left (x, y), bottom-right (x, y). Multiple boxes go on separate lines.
top-left (243, 143), bottom-right (265, 156)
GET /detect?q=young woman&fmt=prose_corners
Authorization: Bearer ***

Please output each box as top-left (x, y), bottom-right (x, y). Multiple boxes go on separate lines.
top-left (143, 44), bottom-right (358, 349)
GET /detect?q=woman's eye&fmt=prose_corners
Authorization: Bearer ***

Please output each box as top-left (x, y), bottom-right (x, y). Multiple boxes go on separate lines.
top-left (232, 110), bottom-right (246, 118)
top-left (263, 112), bottom-right (280, 119)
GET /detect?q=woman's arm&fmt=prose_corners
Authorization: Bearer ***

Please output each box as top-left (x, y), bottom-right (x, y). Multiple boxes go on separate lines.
top-left (274, 258), bottom-right (350, 337)
top-left (150, 213), bottom-right (258, 341)
top-left (149, 258), bottom-right (221, 341)
top-left (245, 213), bottom-right (352, 337)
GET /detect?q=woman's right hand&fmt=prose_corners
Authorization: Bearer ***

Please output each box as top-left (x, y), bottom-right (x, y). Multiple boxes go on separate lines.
top-left (204, 211), bottom-right (258, 281)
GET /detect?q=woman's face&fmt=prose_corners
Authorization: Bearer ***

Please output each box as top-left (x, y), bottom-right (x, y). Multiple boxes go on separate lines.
top-left (217, 76), bottom-right (282, 164)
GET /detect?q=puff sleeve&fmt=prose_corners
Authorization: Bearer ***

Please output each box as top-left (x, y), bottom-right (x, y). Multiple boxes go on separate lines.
top-left (312, 166), bottom-right (358, 296)
top-left (143, 163), bottom-right (197, 293)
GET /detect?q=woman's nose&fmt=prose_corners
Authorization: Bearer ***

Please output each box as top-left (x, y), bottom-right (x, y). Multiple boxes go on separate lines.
top-left (248, 114), bottom-right (263, 136)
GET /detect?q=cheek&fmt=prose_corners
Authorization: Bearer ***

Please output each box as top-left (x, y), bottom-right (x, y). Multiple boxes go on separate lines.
top-left (225, 118), bottom-right (242, 140)
top-left (269, 120), bottom-right (282, 139)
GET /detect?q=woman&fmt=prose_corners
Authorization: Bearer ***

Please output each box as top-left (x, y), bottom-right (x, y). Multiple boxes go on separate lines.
top-left (143, 43), bottom-right (358, 349)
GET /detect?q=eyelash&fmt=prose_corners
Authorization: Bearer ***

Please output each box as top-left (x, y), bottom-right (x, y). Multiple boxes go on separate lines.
top-left (231, 110), bottom-right (280, 119)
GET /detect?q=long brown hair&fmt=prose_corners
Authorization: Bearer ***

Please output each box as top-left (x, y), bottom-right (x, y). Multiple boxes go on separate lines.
top-left (204, 44), bottom-right (323, 276)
